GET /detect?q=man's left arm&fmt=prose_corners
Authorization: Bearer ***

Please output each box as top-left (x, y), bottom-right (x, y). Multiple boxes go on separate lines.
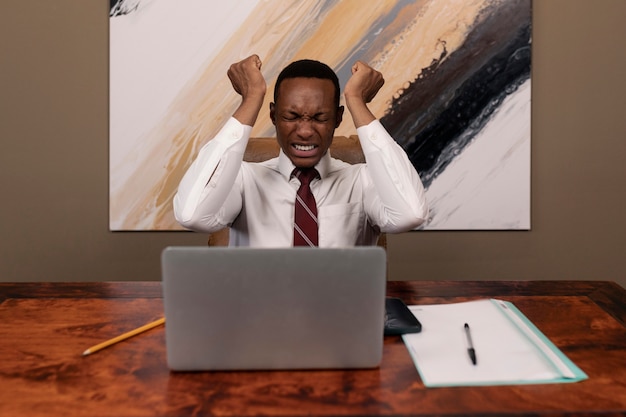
top-left (357, 120), bottom-right (428, 231)
top-left (345, 61), bottom-right (428, 232)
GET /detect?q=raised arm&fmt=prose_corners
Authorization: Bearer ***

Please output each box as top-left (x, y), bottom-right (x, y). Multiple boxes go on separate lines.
top-left (173, 55), bottom-right (267, 231)
top-left (229, 54), bottom-right (267, 125)
top-left (343, 61), bottom-right (385, 128)
top-left (345, 61), bottom-right (428, 231)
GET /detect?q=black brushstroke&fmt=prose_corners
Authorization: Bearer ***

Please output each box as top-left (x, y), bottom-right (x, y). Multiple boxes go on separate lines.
top-left (110, 0), bottom-right (140, 17)
top-left (381, 0), bottom-right (532, 188)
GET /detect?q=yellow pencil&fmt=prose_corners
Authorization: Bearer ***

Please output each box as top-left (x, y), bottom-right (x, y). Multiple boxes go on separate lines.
top-left (82, 317), bottom-right (165, 356)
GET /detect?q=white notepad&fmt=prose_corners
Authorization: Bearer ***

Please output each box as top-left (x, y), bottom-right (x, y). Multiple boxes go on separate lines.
top-left (402, 299), bottom-right (588, 387)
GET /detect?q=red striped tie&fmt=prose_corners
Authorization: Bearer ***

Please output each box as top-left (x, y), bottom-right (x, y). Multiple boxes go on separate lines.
top-left (293, 168), bottom-right (319, 247)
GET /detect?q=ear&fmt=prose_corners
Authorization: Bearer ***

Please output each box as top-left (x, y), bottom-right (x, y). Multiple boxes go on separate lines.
top-left (335, 105), bottom-right (344, 128)
top-left (269, 102), bottom-right (276, 125)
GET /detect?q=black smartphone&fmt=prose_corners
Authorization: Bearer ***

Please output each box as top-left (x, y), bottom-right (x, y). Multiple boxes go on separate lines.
top-left (384, 297), bottom-right (422, 335)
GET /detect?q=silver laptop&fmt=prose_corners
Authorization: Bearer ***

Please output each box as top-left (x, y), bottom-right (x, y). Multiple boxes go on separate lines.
top-left (161, 246), bottom-right (386, 371)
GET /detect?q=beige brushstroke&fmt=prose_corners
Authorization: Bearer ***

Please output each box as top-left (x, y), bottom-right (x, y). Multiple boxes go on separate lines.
top-left (111, 0), bottom-right (334, 229)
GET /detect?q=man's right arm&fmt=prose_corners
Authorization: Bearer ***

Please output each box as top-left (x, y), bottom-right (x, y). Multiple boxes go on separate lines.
top-left (173, 118), bottom-right (250, 231)
top-left (173, 55), bottom-right (266, 232)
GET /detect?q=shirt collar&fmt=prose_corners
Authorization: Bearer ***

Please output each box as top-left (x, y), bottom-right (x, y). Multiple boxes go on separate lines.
top-left (278, 149), bottom-right (331, 182)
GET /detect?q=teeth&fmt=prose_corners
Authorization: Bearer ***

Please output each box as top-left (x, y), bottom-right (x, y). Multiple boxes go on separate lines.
top-left (294, 144), bottom-right (315, 151)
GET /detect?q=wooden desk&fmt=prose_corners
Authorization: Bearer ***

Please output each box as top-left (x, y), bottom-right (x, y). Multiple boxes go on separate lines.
top-left (1, 281), bottom-right (625, 417)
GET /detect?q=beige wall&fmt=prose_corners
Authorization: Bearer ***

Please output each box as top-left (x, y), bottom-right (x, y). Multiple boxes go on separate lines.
top-left (1, 1), bottom-right (625, 287)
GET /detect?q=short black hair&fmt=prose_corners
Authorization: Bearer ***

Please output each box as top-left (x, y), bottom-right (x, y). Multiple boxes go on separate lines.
top-left (274, 59), bottom-right (340, 108)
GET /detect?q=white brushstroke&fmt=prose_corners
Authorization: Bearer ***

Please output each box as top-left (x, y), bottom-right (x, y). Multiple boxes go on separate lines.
top-left (109, 0), bottom-right (260, 178)
top-left (424, 79), bottom-right (531, 230)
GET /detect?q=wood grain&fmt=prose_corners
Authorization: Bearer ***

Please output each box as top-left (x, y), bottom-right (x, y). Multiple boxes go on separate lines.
top-left (1, 281), bottom-right (625, 416)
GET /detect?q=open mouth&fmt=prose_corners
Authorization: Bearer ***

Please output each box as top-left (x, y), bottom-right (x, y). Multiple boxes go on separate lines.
top-left (293, 144), bottom-right (317, 152)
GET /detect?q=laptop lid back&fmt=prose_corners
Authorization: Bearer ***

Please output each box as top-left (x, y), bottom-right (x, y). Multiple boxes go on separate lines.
top-left (161, 246), bottom-right (386, 371)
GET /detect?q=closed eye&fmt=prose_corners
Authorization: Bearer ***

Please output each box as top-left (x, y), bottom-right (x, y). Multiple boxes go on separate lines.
top-left (280, 112), bottom-right (332, 124)
top-left (281, 112), bottom-right (300, 122)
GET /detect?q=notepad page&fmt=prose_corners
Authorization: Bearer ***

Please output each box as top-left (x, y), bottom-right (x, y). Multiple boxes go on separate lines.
top-left (402, 299), bottom-right (573, 387)
top-left (492, 299), bottom-right (577, 379)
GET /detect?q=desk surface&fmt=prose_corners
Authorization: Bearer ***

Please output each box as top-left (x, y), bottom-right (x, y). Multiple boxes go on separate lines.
top-left (1, 280), bottom-right (625, 417)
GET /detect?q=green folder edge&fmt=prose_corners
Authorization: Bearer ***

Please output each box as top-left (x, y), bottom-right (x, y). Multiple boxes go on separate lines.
top-left (402, 299), bottom-right (589, 388)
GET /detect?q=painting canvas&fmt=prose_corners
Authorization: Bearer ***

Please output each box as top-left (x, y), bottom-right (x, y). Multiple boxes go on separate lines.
top-left (109, 0), bottom-right (531, 231)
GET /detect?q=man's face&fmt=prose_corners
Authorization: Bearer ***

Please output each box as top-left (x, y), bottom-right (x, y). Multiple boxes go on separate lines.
top-left (270, 77), bottom-right (343, 168)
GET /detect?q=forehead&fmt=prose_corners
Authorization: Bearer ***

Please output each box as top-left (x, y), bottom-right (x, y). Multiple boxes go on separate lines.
top-left (275, 77), bottom-right (337, 109)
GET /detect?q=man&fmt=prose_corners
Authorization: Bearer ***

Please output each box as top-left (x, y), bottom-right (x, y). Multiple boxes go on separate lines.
top-left (174, 55), bottom-right (427, 246)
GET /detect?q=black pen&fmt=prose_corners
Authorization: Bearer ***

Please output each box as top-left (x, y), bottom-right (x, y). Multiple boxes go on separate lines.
top-left (464, 323), bottom-right (477, 365)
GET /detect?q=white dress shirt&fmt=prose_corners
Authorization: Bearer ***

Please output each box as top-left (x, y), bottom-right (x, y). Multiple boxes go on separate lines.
top-left (174, 117), bottom-right (427, 247)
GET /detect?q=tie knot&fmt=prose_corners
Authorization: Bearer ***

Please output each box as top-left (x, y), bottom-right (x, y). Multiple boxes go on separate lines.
top-left (293, 168), bottom-right (319, 186)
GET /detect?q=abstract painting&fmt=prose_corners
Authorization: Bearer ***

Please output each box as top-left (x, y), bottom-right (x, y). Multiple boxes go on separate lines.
top-left (109, 0), bottom-right (531, 231)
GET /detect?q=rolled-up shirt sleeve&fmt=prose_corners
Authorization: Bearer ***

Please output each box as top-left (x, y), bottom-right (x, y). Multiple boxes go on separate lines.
top-left (357, 119), bottom-right (428, 232)
top-left (173, 117), bottom-right (252, 232)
